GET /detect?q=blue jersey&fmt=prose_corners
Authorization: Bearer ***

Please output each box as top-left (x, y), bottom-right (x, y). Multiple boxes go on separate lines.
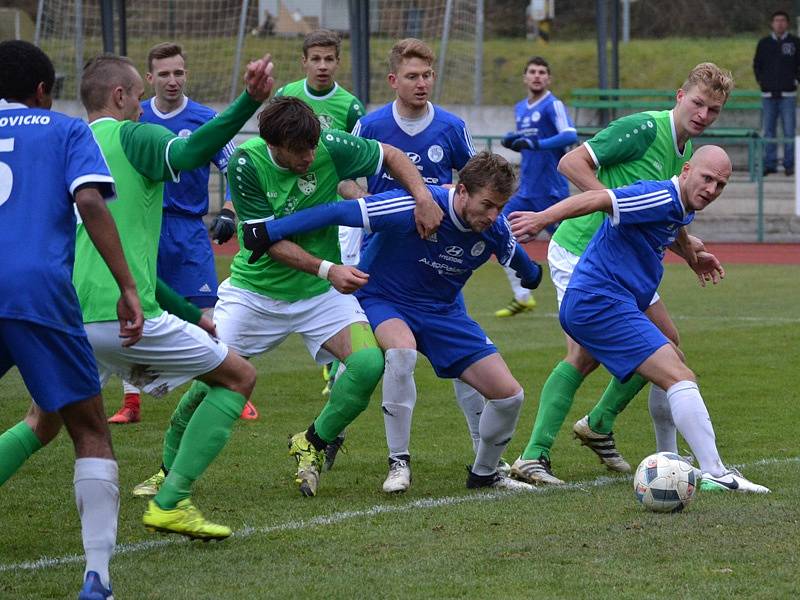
top-left (514, 91), bottom-right (575, 199)
top-left (568, 177), bottom-right (693, 311)
top-left (352, 101), bottom-right (476, 193)
top-left (0, 102), bottom-right (114, 335)
top-left (140, 95), bottom-right (233, 216)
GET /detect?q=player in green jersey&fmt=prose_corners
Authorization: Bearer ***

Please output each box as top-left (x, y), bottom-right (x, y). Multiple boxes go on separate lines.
top-left (508, 62), bottom-right (734, 484)
top-left (134, 96), bottom-right (442, 498)
top-left (275, 29), bottom-right (365, 132)
top-left (274, 28), bottom-right (366, 418)
top-left (14, 52), bottom-right (275, 540)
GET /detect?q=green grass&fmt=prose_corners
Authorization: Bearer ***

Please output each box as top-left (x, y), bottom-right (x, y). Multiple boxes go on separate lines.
top-left (46, 36), bottom-right (763, 106)
top-left (1, 259), bottom-right (798, 599)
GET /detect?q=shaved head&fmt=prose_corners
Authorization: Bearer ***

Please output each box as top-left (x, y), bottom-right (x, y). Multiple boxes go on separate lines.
top-left (690, 144), bottom-right (732, 173)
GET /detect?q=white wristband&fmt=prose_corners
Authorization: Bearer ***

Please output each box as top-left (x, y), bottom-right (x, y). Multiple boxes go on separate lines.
top-left (317, 260), bottom-right (334, 280)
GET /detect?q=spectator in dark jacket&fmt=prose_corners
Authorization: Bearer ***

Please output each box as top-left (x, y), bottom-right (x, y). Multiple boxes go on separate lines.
top-left (754, 10), bottom-right (800, 176)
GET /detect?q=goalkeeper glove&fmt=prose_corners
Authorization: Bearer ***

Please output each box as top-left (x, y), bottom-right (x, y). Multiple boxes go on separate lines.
top-left (520, 260), bottom-right (543, 290)
top-left (510, 136), bottom-right (540, 152)
top-left (242, 220), bottom-right (274, 264)
top-left (209, 208), bottom-right (236, 244)
top-left (500, 132), bottom-right (522, 149)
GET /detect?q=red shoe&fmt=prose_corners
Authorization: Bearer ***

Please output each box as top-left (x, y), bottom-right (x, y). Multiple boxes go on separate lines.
top-left (108, 394), bottom-right (141, 424)
top-left (240, 400), bottom-right (259, 420)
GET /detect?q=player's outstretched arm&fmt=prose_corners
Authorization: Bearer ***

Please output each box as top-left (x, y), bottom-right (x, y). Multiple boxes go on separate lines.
top-left (167, 54), bottom-right (275, 173)
top-left (243, 200), bottom-right (364, 263)
top-left (75, 185), bottom-right (143, 346)
top-left (558, 144), bottom-right (605, 192)
top-left (381, 143), bottom-right (442, 238)
top-left (509, 189), bottom-right (612, 240)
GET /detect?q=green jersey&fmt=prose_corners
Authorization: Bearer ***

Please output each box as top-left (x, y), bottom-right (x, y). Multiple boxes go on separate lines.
top-left (74, 92), bottom-right (262, 323)
top-left (228, 130), bottom-right (382, 301)
top-left (552, 110), bottom-right (692, 256)
top-left (276, 79), bottom-right (365, 133)
top-left (74, 118), bottom-right (178, 323)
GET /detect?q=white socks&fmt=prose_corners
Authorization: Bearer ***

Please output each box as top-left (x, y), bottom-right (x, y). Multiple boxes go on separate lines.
top-left (648, 385), bottom-right (678, 453)
top-left (503, 264), bottom-right (531, 303)
top-left (472, 390), bottom-right (524, 476)
top-left (666, 381), bottom-right (726, 477)
top-left (74, 457), bottom-right (119, 588)
top-left (382, 349), bottom-right (418, 460)
top-left (122, 380), bottom-right (140, 395)
top-left (452, 379), bottom-right (484, 453)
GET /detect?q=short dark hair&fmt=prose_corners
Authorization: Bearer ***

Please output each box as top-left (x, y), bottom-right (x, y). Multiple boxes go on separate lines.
top-left (80, 54), bottom-right (138, 113)
top-left (524, 56), bottom-right (550, 75)
top-left (147, 42), bottom-right (184, 72)
top-left (0, 40), bottom-right (55, 102)
top-left (303, 29), bottom-right (341, 58)
top-left (771, 10), bottom-right (790, 21)
top-left (458, 152), bottom-right (517, 199)
top-left (258, 97), bottom-right (320, 151)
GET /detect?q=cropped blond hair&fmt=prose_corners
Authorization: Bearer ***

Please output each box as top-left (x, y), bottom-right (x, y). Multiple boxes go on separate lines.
top-left (682, 62), bottom-right (734, 103)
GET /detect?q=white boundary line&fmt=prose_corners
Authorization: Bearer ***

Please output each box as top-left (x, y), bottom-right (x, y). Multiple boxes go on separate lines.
top-left (504, 312), bottom-right (800, 324)
top-left (1, 455), bottom-right (797, 575)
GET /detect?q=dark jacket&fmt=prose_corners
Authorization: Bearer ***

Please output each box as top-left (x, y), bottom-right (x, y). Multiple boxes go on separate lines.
top-left (754, 33), bottom-right (800, 95)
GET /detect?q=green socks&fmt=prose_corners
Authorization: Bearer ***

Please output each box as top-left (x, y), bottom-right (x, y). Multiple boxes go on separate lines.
top-left (314, 346), bottom-right (384, 444)
top-left (587, 374), bottom-right (647, 434)
top-left (521, 361), bottom-right (584, 460)
top-left (162, 380), bottom-right (211, 471)
top-left (154, 386), bottom-right (246, 509)
top-left (0, 422), bottom-right (43, 485)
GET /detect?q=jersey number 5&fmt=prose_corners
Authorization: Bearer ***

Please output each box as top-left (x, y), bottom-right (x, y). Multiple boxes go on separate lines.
top-left (0, 138), bottom-right (14, 206)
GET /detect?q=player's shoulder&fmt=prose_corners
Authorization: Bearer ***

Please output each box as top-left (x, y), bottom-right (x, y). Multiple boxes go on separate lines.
top-left (431, 104), bottom-right (466, 129)
top-left (184, 97), bottom-right (216, 119)
top-left (360, 102), bottom-right (393, 125)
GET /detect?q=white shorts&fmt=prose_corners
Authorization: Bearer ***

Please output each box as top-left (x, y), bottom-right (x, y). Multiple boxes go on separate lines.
top-left (85, 311), bottom-right (228, 398)
top-left (338, 226), bottom-right (363, 266)
top-left (214, 279), bottom-right (368, 364)
top-left (548, 239), bottom-right (659, 308)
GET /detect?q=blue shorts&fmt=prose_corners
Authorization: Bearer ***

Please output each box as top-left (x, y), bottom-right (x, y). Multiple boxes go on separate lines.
top-left (503, 193), bottom-right (561, 234)
top-left (158, 213), bottom-right (218, 308)
top-left (559, 289), bottom-right (669, 382)
top-left (0, 319), bottom-right (101, 411)
top-left (358, 295), bottom-right (497, 379)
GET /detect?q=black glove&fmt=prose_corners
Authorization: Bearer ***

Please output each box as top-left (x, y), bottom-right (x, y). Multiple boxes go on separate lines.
top-left (510, 136), bottom-right (540, 152)
top-left (242, 220), bottom-right (274, 264)
top-left (520, 260), bottom-right (543, 290)
top-left (209, 208), bottom-right (236, 244)
top-left (500, 132), bottom-right (522, 149)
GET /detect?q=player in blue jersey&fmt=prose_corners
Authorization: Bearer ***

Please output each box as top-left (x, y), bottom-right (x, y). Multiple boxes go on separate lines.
top-left (244, 152), bottom-right (542, 492)
top-left (509, 145), bottom-right (769, 494)
top-left (109, 42), bottom-right (259, 424)
top-left (341, 38), bottom-right (494, 482)
top-left (495, 56), bottom-right (577, 318)
top-left (0, 40), bottom-right (144, 599)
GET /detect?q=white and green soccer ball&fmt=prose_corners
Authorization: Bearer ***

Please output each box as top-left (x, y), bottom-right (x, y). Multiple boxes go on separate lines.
top-left (633, 452), bottom-right (697, 513)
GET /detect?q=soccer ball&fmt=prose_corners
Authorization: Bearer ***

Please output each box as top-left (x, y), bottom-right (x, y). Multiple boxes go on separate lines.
top-left (633, 452), bottom-right (697, 513)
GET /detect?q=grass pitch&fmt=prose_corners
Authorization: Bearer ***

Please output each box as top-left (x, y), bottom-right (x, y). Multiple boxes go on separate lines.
top-left (0, 259), bottom-right (798, 599)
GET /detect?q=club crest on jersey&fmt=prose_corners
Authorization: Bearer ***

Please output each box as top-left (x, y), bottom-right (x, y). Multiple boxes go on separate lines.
top-left (318, 114), bottom-right (334, 129)
top-left (427, 145), bottom-right (444, 163)
top-left (531, 111), bottom-right (541, 122)
top-left (298, 173), bottom-right (317, 196)
top-left (178, 128), bottom-right (192, 138)
top-left (470, 241), bottom-right (486, 256)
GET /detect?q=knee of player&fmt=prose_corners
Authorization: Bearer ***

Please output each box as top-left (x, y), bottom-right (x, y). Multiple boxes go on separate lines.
top-left (488, 387), bottom-right (525, 411)
top-left (384, 348), bottom-right (417, 378)
top-left (230, 356), bottom-right (257, 397)
top-left (344, 346), bottom-right (385, 388)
